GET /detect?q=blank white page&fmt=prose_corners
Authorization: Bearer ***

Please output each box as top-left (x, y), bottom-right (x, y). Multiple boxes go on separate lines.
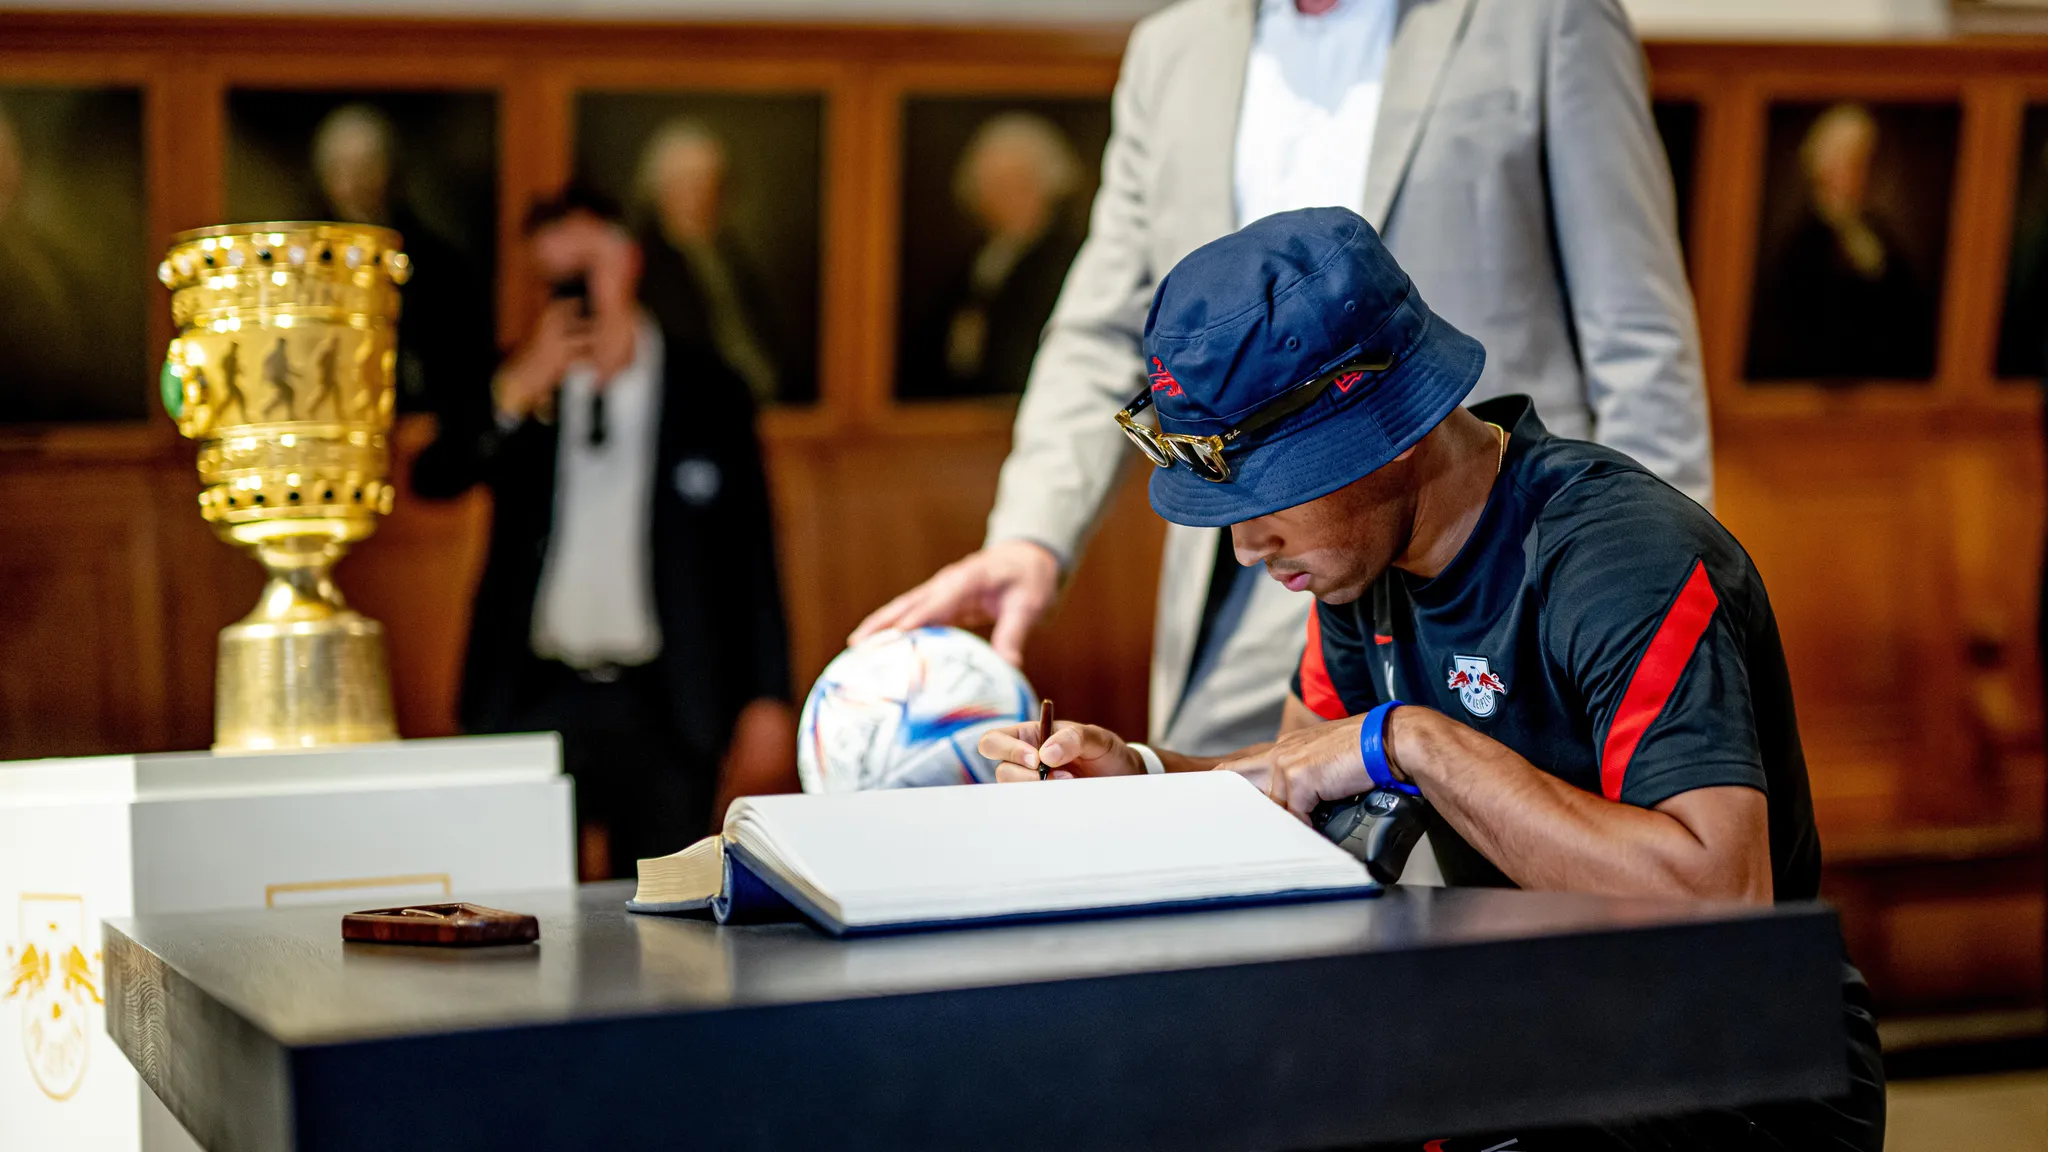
top-left (725, 772), bottom-right (1371, 928)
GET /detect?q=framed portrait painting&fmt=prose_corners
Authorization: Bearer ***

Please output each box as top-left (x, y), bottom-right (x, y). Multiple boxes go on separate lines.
top-left (1744, 100), bottom-right (1959, 384)
top-left (895, 96), bottom-right (1110, 402)
top-left (0, 87), bottom-right (148, 424)
top-left (575, 91), bottom-right (824, 408)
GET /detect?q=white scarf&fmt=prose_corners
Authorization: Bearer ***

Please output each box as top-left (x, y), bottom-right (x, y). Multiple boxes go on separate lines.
top-left (530, 315), bottom-right (665, 668)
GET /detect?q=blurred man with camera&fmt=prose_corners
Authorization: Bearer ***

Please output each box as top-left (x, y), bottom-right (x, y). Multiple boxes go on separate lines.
top-left (415, 185), bottom-right (794, 879)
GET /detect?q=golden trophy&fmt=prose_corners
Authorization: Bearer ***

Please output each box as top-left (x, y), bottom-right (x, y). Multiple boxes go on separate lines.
top-left (158, 222), bottom-right (410, 750)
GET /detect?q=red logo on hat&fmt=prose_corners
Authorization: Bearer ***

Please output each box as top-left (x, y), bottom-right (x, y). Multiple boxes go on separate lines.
top-left (1148, 357), bottom-right (1183, 397)
top-left (1333, 370), bottom-right (1365, 394)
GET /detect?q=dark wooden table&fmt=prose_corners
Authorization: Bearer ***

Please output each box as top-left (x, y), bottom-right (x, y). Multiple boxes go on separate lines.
top-left (106, 881), bottom-right (1847, 1152)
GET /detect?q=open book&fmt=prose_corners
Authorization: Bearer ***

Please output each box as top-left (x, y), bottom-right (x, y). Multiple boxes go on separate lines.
top-left (627, 772), bottom-right (1376, 936)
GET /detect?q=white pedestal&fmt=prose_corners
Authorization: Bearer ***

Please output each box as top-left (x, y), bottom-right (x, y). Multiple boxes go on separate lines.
top-left (0, 734), bottom-right (574, 1152)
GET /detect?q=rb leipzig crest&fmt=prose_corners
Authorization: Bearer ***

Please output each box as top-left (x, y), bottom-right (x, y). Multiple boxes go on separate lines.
top-left (4, 894), bottom-right (102, 1101)
top-left (1446, 655), bottom-right (1507, 718)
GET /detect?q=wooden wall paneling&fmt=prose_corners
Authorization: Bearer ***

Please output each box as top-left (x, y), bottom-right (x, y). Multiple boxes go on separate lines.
top-left (765, 424), bottom-right (1159, 741)
top-left (851, 61), bottom-right (903, 429)
top-left (1713, 424), bottom-right (1954, 832)
top-left (786, 429), bottom-right (1013, 689)
top-left (499, 62), bottom-right (569, 353)
top-left (1942, 80), bottom-right (2024, 400)
top-left (1699, 74), bottom-right (1769, 420)
top-left (1674, 64), bottom-right (1743, 400)
top-left (0, 468), bottom-right (167, 757)
top-left (760, 441), bottom-right (833, 700)
top-left (785, 60), bottom-right (871, 694)
top-left (1884, 886), bottom-right (2046, 1008)
top-left (820, 60), bottom-right (881, 438)
top-left (1936, 422), bottom-right (2048, 821)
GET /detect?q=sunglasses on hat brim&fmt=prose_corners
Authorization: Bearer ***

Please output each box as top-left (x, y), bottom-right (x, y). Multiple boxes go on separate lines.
top-left (1115, 352), bottom-right (1393, 483)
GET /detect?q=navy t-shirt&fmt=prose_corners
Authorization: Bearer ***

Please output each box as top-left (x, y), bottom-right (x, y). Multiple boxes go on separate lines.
top-left (1290, 396), bottom-right (1822, 902)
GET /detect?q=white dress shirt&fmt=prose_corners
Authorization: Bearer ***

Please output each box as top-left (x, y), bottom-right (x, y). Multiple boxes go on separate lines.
top-left (1233, 0), bottom-right (1397, 230)
top-left (531, 314), bottom-right (665, 669)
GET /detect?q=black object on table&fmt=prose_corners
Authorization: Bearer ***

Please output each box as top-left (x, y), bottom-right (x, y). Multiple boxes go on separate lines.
top-left (105, 881), bottom-right (1847, 1152)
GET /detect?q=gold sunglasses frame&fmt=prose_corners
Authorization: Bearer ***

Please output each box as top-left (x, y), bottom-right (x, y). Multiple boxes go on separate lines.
top-left (1114, 352), bottom-right (1394, 483)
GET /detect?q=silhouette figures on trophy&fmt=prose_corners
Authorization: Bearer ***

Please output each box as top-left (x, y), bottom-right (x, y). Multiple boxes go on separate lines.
top-left (217, 343), bottom-right (248, 421)
top-left (309, 334), bottom-right (344, 418)
top-left (261, 337), bottom-right (297, 421)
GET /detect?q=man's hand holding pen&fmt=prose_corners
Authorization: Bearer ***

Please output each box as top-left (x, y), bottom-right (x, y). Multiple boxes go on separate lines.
top-left (979, 712), bottom-right (1145, 782)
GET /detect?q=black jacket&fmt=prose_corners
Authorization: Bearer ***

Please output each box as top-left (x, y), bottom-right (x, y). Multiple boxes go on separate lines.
top-left (413, 327), bottom-right (791, 760)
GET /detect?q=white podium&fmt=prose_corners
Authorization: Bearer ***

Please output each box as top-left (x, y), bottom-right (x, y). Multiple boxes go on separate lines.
top-left (0, 735), bottom-right (574, 1152)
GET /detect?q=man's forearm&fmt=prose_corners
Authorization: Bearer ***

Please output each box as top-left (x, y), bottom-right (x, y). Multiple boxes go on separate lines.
top-left (1387, 707), bottom-right (1768, 902)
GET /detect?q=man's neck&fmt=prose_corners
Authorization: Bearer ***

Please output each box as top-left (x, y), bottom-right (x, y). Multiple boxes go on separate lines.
top-left (1393, 409), bottom-right (1501, 580)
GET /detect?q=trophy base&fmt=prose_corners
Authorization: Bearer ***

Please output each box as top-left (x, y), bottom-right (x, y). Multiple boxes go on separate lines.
top-left (212, 548), bottom-right (399, 752)
top-left (215, 611), bottom-right (399, 751)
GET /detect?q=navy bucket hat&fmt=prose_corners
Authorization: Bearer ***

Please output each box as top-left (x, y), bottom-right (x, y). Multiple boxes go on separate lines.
top-left (1140, 207), bottom-right (1485, 527)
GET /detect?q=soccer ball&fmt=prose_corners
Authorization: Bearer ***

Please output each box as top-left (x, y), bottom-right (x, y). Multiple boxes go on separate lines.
top-left (797, 626), bottom-right (1038, 792)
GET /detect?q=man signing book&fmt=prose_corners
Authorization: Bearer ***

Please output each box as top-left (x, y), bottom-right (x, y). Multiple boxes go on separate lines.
top-left (977, 207), bottom-right (1884, 1152)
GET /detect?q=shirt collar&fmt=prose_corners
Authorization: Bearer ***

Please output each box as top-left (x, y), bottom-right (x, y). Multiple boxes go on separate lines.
top-left (564, 310), bottom-right (663, 397)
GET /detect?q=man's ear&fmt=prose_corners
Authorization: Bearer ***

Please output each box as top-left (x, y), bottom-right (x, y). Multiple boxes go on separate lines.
top-left (1390, 445), bottom-right (1418, 464)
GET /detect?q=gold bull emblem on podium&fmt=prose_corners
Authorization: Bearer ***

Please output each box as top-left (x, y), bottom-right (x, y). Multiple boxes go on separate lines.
top-left (4, 894), bottom-right (103, 1101)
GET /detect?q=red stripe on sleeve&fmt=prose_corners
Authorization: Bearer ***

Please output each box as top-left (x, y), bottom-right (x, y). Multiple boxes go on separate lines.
top-left (1599, 560), bottom-right (1720, 802)
top-left (1299, 609), bottom-right (1347, 720)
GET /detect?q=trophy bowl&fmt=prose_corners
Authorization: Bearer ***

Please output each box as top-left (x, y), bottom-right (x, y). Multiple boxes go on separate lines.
top-left (158, 222), bottom-right (411, 750)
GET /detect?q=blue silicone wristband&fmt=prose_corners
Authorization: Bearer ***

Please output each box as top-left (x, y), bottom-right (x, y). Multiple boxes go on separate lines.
top-left (1360, 700), bottom-right (1420, 796)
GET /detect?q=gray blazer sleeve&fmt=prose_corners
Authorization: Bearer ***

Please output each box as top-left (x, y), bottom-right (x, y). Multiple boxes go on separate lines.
top-left (1543, 0), bottom-right (1714, 507)
top-left (981, 19), bottom-right (1162, 565)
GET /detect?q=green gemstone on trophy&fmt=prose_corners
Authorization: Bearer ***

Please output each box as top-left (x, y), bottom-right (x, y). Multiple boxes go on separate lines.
top-left (160, 359), bottom-right (183, 418)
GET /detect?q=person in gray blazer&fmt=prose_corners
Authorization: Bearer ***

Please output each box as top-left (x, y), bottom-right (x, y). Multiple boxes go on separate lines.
top-left (855, 0), bottom-right (1709, 764)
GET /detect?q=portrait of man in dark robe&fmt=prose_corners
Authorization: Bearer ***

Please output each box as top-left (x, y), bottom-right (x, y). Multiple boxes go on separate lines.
top-left (1746, 100), bottom-right (1958, 383)
top-left (895, 98), bottom-right (1108, 402)
top-left (0, 89), bottom-right (147, 423)
top-left (574, 91), bottom-right (823, 407)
